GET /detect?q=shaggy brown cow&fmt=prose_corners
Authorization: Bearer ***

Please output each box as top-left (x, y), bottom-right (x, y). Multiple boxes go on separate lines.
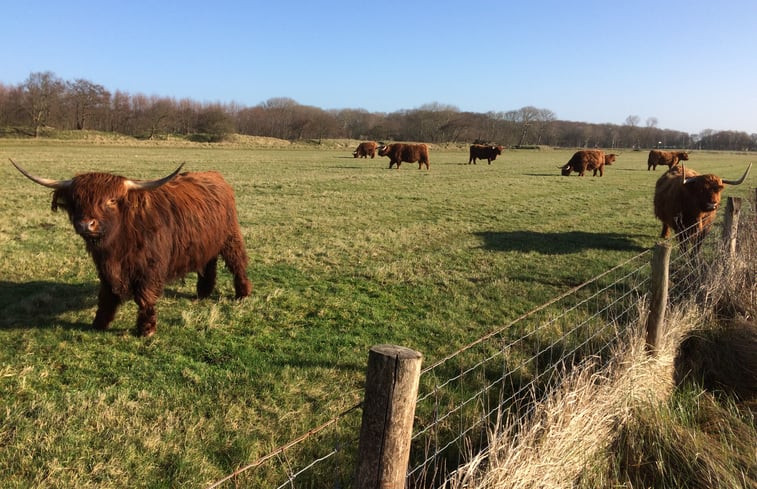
top-left (378, 143), bottom-right (430, 169)
top-left (353, 141), bottom-right (378, 159)
top-left (648, 149), bottom-right (689, 171)
top-left (468, 144), bottom-right (504, 165)
top-left (653, 163), bottom-right (751, 250)
top-left (10, 159), bottom-right (252, 337)
top-left (560, 150), bottom-right (617, 176)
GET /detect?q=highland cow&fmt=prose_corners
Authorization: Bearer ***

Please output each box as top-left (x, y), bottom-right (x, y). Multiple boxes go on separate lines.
top-left (653, 163), bottom-right (751, 250)
top-left (10, 159), bottom-right (252, 337)
top-left (353, 141), bottom-right (378, 158)
top-left (560, 150), bottom-right (617, 176)
top-left (468, 144), bottom-right (504, 165)
top-left (377, 143), bottom-right (430, 169)
top-left (648, 149), bottom-right (689, 171)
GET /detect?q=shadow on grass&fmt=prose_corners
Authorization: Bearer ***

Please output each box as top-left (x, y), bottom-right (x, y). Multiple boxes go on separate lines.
top-left (0, 280), bottom-right (96, 330)
top-left (475, 230), bottom-right (647, 254)
top-left (0, 279), bottom-right (242, 332)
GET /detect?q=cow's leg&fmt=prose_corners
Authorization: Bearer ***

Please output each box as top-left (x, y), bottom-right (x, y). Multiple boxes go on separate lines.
top-left (221, 233), bottom-right (252, 299)
top-left (134, 286), bottom-right (161, 337)
top-left (660, 224), bottom-right (671, 239)
top-left (93, 282), bottom-right (122, 330)
top-left (197, 257), bottom-right (218, 299)
top-left (488, 159), bottom-right (491, 165)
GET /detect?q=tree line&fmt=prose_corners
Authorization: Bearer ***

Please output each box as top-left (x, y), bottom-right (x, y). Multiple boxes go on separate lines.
top-left (1, 71), bottom-right (755, 151)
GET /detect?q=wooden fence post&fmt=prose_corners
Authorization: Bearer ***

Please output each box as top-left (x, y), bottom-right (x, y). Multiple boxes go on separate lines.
top-left (646, 242), bottom-right (671, 355)
top-left (721, 197), bottom-right (742, 256)
top-left (354, 344), bottom-right (423, 489)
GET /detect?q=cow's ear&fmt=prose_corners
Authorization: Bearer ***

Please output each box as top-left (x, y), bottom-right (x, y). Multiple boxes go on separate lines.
top-left (51, 188), bottom-right (69, 212)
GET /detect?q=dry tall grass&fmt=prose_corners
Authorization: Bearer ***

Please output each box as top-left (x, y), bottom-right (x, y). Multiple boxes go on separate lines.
top-left (448, 206), bottom-right (756, 488)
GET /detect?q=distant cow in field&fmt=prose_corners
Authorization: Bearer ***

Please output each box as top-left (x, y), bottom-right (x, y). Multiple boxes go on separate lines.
top-left (559, 150), bottom-right (617, 176)
top-left (648, 149), bottom-right (688, 171)
top-left (653, 163), bottom-right (751, 250)
top-left (10, 159), bottom-right (252, 337)
top-left (377, 143), bottom-right (430, 169)
top-left (468, 144), bottom-right (504, 165)
top-left (353, 141), bottom-right (378, 159)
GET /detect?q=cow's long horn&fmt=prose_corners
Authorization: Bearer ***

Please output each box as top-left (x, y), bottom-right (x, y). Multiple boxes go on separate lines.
top-left (681, 164), bottom-right (694, 185)
top-left (124, 163), bottom-right (185, 190)
top-left (721, 163), bottom-right (752, 186)
top-left (9, 158), bottom-right (72, 189)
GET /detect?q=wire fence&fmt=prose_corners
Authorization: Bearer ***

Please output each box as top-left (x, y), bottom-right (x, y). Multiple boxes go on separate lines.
top-left (206, 200), bottom-right (752, 488)
top-left (406, 249), bottom-right (653, 487)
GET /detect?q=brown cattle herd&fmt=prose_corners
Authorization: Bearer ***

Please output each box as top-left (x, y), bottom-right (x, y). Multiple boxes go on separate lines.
top-left (9, 141), bottom-right (752, 336)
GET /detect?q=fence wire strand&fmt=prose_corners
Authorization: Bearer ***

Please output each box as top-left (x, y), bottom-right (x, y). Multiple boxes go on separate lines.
top-left (206, 203), bottom-right (751, 488)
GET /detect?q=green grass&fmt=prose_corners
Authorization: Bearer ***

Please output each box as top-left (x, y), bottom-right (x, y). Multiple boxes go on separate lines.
top-left (0, 139), bottom-right (753, 487)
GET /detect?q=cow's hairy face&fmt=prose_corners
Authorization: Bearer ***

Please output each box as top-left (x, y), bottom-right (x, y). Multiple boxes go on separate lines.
top-left (685, 176), bottom-right (724, 212)
top-left (680, 152), bottom-right (689, 160)
top-left (606, 154), bottom-right (617, 165)
top-left (378, 145), bottom-right (389, 156)
top-left (52, 173), bottom-right (129, 245)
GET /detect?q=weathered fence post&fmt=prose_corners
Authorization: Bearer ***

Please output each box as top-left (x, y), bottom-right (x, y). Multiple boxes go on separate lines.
top-left (721, 196), bottom-right (742, 256)
top-left (646, 242), bottom-right (671, 354)
top-left (354, 344), bottom-right (423, 489)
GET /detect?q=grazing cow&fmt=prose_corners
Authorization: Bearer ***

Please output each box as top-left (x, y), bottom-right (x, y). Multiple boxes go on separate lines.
top-left (377, 143), bottom-right (430, 169)
top-left (648, 149), bottom-right (689, 171)
top-left (353, 141), bottom-right (378, 159)
top-left (10, 159), bottom-right (252, 337)
top-left (559, 150), bottom-right (617, 176)
top-left (468, 144), bottom-right (504, 165)
top-left (653, 163), bottom-right (751, 250)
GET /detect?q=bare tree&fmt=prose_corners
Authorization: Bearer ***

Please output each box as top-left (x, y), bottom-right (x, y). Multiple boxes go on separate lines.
top-left (0, 83), bottom-right (25, 130)
top-left (108, 90), bottom-right (132, 134)
top-left (195, 103), bottom-right (234, 141)
top-left (624, 115), bottom-right (641, 148)
top-left (21, 71), bottom-right (65, 136)
top-left (67, 79), bottom-right (110, 130)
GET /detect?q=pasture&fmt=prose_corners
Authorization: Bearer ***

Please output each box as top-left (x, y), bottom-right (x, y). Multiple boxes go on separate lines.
top-left (0, 140), bottom-right (753, 487)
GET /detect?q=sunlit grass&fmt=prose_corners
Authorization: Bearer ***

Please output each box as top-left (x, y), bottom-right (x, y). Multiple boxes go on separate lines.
top-left (0, 138), bottom-right (753, 487)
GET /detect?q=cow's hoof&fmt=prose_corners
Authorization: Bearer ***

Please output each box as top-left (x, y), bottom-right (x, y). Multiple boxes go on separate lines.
top-left (92, 320), bottom-right (109, 331)
top-left (138, 325), bottom-right (156, 337)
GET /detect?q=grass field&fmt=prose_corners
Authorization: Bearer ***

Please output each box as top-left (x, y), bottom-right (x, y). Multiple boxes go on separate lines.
top-left (0, 139), bottom-right (753, 487)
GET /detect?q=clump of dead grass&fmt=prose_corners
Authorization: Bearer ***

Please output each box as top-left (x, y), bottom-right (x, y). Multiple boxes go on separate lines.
top-left (448, 208), bottom-right (756, 488)
top-left (447, 309), bottom-right (688, 489)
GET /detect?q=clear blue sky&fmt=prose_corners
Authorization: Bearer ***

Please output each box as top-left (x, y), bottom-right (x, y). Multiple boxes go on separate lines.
top-left (3, 0), bottom-right (756, 135)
